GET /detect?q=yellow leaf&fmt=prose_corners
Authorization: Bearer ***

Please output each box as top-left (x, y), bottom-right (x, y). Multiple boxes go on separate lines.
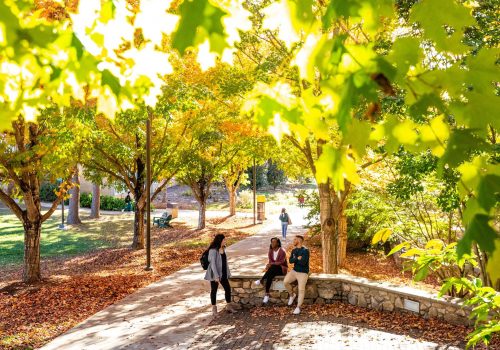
top-left (425, 239), bottom-right (445, 251)
top-left (487, 239), bottom-right (500, 286)
top-left (372, 228), bottom-right (392, 245)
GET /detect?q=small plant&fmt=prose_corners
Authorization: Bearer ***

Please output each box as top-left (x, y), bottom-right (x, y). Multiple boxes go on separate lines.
top-left (237, 190), bottom-right (253, 209)
top-left (439, 277), bottom-right (500, 349)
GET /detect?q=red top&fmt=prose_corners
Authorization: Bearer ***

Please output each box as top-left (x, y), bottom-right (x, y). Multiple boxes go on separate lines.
top-left (268, 247), bottom-right (288, 274)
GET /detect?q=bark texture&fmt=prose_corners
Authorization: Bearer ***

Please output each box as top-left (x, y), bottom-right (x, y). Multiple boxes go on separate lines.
top-left (90, 183), bottom-right (100, 219)
top-left (67, 169), bottom-right (81, 225)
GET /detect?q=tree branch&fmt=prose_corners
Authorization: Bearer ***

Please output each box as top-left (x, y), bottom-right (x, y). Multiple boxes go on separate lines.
top-left (0, 188), bottom-right (24, 220)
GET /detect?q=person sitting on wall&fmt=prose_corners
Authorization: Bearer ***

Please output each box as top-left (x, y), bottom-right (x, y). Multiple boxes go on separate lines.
top-left (254, 237), bottom-right (288, 303)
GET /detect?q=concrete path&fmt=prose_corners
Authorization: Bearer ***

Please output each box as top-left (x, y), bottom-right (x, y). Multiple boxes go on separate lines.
top-left (40, 208), bottom-right (308, 350)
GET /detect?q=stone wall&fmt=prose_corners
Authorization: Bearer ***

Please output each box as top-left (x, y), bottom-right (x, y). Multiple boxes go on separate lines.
top-left (229, 273), bottom-right (471, 326)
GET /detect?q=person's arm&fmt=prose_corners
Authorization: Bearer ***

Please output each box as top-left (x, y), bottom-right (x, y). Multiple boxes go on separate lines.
top-left (295, 249), bottom-right (309, 267)
top-left (208, 249), bottom-right (220, 280)
top-left (289, 249), bottom-right (297, 264)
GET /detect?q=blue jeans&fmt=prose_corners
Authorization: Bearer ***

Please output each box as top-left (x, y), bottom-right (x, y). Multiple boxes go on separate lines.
top-left (281, 222), bottom-right (288, 238)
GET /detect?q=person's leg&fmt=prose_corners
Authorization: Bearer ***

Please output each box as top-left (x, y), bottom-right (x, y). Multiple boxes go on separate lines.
top-left (283, 270), bottom-right (297, 296)
top-left (261, 268), bottom-right (272, 284)
top-left (220, 279), bottom-right (231, 303)
top-left (283, 223), bottom-right (288, 238)
top-left (296, 272), bottom-right (309, 307)
top-left (265, 265), bottom-right (281, 293)
top-left (210, 281), bottom-right (219, 305)
top-left (281, 223), bottom-right (286, 238)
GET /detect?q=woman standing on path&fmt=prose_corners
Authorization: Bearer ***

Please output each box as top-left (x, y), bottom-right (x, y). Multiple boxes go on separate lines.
top-left (279, 208), bottom-right (291, 240)
top-left (254, 237), bottom-right (288, 303)
top-left (204, 234), bottom-right (239, 316)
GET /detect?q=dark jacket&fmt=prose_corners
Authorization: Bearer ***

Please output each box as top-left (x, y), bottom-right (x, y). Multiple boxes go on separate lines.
top-left (289, 247), bottom-right (309, 274)
top-left (268, 247), bottom-right (288, 274)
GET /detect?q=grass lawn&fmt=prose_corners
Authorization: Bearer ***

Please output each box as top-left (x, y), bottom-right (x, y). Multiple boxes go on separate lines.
top-left (0, 208), bottom-right (134, 267)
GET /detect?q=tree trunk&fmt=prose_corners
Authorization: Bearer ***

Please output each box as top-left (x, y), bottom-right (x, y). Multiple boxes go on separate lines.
top-left (198, 201), bottom-right (206, 229)
top-left (132, 155), bottom-right (146, 249)
top-left (67, 170), bottom-right (81, 224)
top-left (23, 219), bottom-right (42, 283)
top-left (90, 183), bottom-right (100, 219)
top-left (337, 213), bottom-right (348, 267)
top-left (228, 186), bottom-right (237, 216)
top-left (132, 203), bottom-right (145, 249)
top-left (318, 182), bottom-right (338, 274)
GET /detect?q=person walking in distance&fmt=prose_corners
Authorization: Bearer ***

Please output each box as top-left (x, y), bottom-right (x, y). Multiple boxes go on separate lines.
top-left (204, 234), bottom-right (239, 316)
top-left (284, 235), bottom-right (309, 315)
top-left (279, 208), bottom-right (291, 240)
top-left (254, 237), bottom-right (288, 303)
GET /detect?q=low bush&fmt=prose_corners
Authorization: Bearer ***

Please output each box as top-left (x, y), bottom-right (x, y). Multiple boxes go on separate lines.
top-left (40, 183), bottom-right (58, 202)
top-left (80, 192), bottom-right (92, 208)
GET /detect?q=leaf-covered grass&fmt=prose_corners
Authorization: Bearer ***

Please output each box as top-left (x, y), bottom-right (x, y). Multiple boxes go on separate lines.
top-left (0, 209), bottom-right (134, 267)
top-left (0, 215), bottom-right (258, 350)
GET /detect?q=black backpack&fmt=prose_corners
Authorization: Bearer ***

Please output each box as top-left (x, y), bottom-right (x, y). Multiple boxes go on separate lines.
top-left (200, 249), bottom-right (210, 270)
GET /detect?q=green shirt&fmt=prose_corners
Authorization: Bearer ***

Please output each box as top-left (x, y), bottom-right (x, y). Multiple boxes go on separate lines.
top-left (289, 247), bottom-right (309, 273)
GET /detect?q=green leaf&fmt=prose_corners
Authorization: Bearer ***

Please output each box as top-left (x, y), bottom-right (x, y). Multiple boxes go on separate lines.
top-left (477, 175), bottom-right (500, 212)
top-left (337, 76), bottom-right (355, 132)
top-left (387, 241), bottom-right (410, 256)
top-left (410, 0), bottom-right (475, 54)
top-left (458, 214), bottom-right (498, 256)
top-left (71, 33), bottom-right (84, 60)
top-left (439, 129), bottom-right (489, 168)
top-left (172, 0), bottom-right (228, 55)
top-left (101, 69), bottom-right (121, 96)
top-left (0, 1), bottom-right (20, 47)
top-left (408, 93), bottom-right (445, 120)
top-left (414, 266), bottom-right (429, 282)
top-left (388, 37), bottom-right (423, 80)
top-left (486, 240), bottom-right (500, 286)
top-left (343, 118), bottom-right (372, 158)
top-left (452, 92), bottom-right (500, 132)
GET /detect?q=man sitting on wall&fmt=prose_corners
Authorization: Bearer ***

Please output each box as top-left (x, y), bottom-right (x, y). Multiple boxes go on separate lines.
top-left (284, 235), bottom-right (310, 315)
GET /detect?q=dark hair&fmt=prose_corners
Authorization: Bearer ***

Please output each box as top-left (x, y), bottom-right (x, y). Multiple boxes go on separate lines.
top-left (269, 237), bottom-right (282, 249)
top-left (209, 234), bottom-right (225, 250)
top-left (296, 235), bottom-right (304, 242)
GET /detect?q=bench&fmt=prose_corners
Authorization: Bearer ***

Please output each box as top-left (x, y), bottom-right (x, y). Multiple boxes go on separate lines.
top-left (153, 214), bottom-right (173, 228)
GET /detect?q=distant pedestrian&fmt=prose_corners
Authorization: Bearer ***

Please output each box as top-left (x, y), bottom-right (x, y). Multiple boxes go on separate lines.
top-left (279, 208), bottom-right (291, 239)
top-left (254, 237), bottom-right (288, 303)
top-left (124, 191), bottom-right (132, 212)
top-left (298, 194), bottom-right (305, 208)
top-left (204, 234), bottom-right (240, 316)
top-left (284, 235), bottom-right (309, 315)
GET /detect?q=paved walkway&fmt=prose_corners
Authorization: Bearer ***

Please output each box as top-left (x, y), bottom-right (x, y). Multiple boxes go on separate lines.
top-left (40, 208), bottom-right (307, 350)
top-left (40, 207), bottom-right (460, 350)
top-left (189, 310), bottom-right (461, 350)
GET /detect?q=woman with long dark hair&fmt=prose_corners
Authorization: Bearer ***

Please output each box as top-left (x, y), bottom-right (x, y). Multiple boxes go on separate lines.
top-left (254, 237), bottom-right (288, 303)
top-left (204, 233), bottom-right (238, 316)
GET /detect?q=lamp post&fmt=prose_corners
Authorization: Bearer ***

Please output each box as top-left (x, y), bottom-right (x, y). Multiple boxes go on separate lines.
top-left (57, 178), bottom-right (65, 230)
top-left (253, 158), bottom-right (256, 225)
top-left (145, 109), bottom-right (153, 271)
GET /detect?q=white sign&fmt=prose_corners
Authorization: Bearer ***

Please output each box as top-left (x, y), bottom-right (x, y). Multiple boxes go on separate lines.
top-left (403, 299), bottom-right (420, 313)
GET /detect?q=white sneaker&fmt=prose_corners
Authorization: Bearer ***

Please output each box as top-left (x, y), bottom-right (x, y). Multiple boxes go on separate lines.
top-left (288, 294), bottom-right (296, 306)
top-left (263, 295), bottom-right (269, 303)
top-left (254, 280), bottom-right (261, 286)
top-left (293, 307), bottom-right (301, 315)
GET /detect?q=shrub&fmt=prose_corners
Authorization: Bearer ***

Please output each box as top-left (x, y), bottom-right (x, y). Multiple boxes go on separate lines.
top-left (40, 182), bottom-right (58, 202)
top-left (100, 195), bottom-right (126, 211)
top-left (237, 190), bottom-right (253, 209)
top-left (80, 192), bottom-right (92, 208)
